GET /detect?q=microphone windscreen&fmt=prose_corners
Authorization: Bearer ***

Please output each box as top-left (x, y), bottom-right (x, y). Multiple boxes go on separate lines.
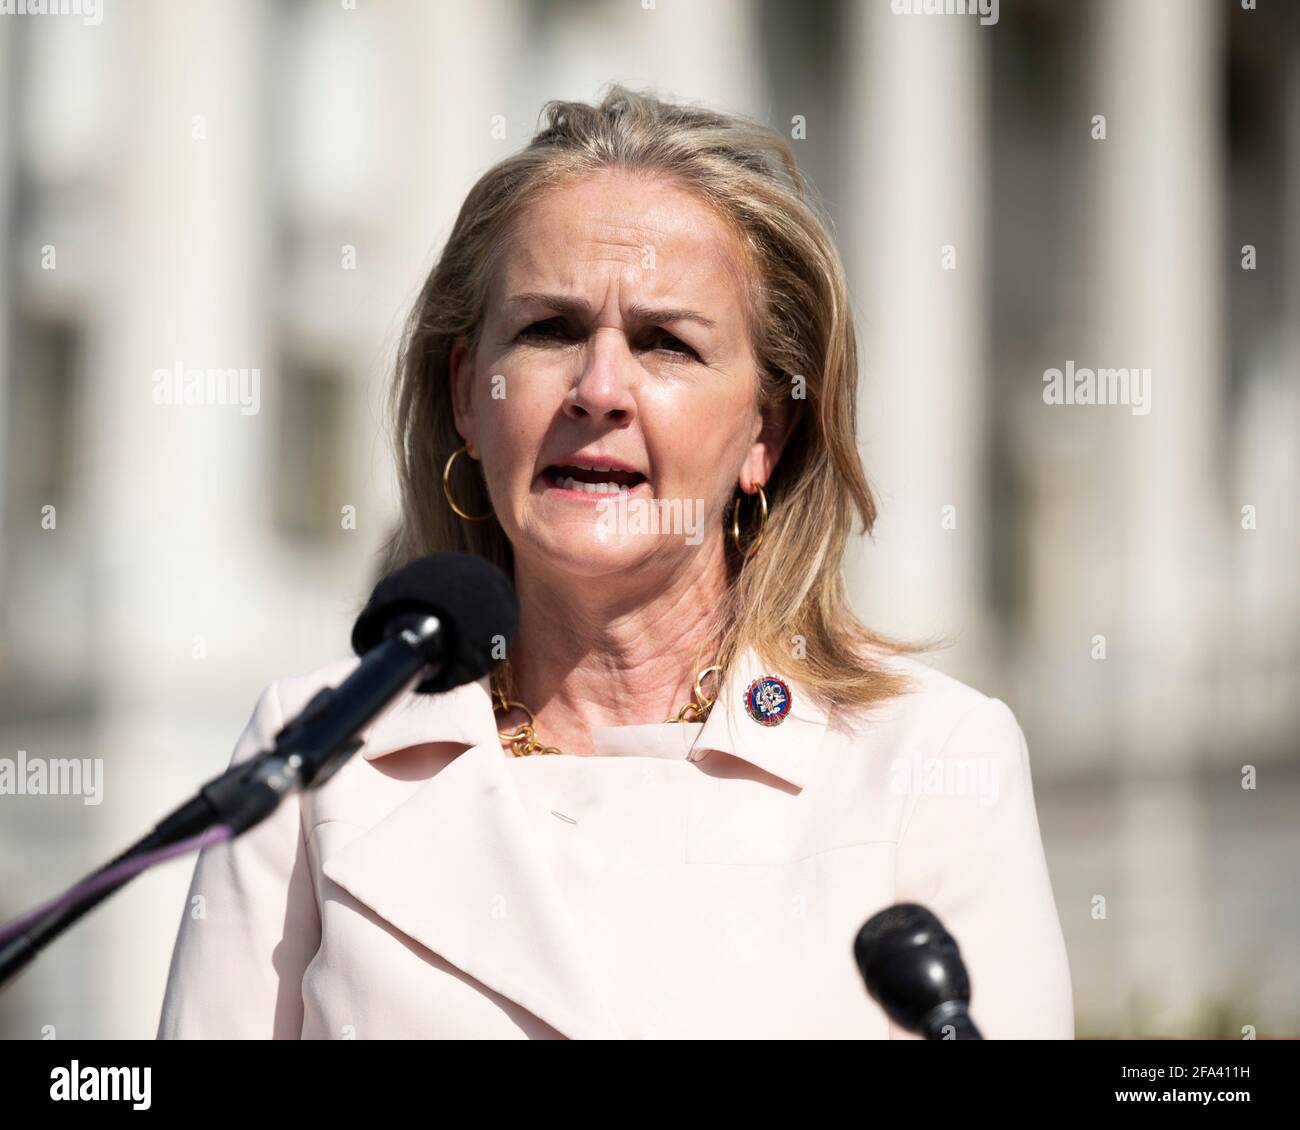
top-left (854, 902), bottom-right (941, 970)
top-left (351, 553), bottom-right (518, 694)
top-left (854, 903), bottom-right (972, 1035)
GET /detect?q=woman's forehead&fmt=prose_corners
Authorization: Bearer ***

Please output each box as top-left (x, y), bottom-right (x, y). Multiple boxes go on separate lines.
top-left (493, 173), bottom-right (752, 315)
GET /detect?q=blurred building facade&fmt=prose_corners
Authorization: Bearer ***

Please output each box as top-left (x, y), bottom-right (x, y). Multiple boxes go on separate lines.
top-left (0, 0), bottom-right (1296, 1038)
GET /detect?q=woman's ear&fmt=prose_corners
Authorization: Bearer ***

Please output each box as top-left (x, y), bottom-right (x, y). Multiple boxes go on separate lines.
top-left (448, 337), bottom-right (475, 447)
top-left (739, 392), bottom-right (803, 493)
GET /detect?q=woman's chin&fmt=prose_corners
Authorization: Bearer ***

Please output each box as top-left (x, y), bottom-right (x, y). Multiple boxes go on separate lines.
top-left (518, 525), bottom-right (675, 580)
top-left (511, 492), bottom-right (717, 579)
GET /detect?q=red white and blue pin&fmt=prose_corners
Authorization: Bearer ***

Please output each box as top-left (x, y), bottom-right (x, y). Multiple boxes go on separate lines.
top-left (745, 675), bottom-right (791, 727)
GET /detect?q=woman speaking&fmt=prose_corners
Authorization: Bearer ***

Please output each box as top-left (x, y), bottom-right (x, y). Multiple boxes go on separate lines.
top-left (157, 86), bottom-right (1073, 1040)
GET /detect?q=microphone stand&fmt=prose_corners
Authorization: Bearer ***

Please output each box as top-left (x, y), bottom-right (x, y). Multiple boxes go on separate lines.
top-left (0, 614), bottom-right (443, 988)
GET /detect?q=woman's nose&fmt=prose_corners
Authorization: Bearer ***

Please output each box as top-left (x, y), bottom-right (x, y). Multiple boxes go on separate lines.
top-left (563, 329), bottom-right (637, 424)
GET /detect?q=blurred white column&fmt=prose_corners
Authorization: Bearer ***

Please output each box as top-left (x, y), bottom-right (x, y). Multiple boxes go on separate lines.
top-left (88, 0), bottom-right (275, 1038)
top-left (269, 0), bottom-right (527, 620)
top-left (0, 20), bottom-right (11, 564)
top-left (91, 0), bottom-right (273, 704)
top-left (364, 0), bottom-right (528, 393)
top-left (843, 7), bottom-right (990, 672)
top-left (1234, 18), bottom-right (1300, 738)
top-left (536, 0), bottom-right (764, 117)
top-left (1090, 0), bottom-right (1223, 1032)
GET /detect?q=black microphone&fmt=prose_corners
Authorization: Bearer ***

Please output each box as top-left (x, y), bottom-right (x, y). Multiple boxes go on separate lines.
top-left (0, 552), bottom-right (518, 986)
top-left (853, 903), bottom-right (983, 1040)
top-left (351, 551), bottom-right (516, 695)
top-left (191, 552), bottom-right (518, 837)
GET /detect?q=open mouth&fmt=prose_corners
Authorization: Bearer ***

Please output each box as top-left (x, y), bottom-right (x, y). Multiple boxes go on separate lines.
top-left (543, 463), bottom-right (648, 495)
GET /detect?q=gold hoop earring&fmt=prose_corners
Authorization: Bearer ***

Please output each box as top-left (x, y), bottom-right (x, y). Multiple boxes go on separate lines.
top-left (443, 444), bottom-right (493, 521)
top-left (730, 483), bottom-right (767, 559)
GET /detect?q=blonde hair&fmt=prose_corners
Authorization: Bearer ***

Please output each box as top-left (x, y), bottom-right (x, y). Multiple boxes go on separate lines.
top-left (386, 84), bottom-right (919, 713)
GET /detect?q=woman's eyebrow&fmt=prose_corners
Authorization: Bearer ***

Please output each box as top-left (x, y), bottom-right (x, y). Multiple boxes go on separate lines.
top-left (506, 292), bottom-right (716, 330)
top-left (628, 302), bottom-right (717, 330)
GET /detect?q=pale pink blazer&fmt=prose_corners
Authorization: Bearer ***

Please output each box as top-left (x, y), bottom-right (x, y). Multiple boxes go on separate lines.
top-left (156, 648), bottom-right (1074, 1039)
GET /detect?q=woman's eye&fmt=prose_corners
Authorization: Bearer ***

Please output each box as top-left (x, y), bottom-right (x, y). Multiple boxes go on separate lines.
top-left (651, 332), bottom-right (701, 361)
top-left (518, 318), bottom-right (570, 340)
top-left (516, 320), bottom-right (699, 361)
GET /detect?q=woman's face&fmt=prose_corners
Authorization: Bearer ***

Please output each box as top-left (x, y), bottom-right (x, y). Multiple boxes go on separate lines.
top-left (451, 169), bottom-right (786, 582)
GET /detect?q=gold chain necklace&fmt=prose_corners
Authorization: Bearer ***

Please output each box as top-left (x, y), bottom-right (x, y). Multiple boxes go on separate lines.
top-left (490, 660), bottom-right (723, 757)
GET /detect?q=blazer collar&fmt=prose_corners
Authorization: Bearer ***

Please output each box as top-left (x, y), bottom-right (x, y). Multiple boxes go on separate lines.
top-left (359, 647), bottom-right (823, 790)
top-left (322, 649), bottom-right (826, 1039)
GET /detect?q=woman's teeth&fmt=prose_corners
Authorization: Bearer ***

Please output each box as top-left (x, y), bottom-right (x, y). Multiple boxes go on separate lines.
top-left (554, 475), bottom-right (634, 494)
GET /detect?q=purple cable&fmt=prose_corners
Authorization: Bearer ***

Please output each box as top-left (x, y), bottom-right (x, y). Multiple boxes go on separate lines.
top-left (0, 825), bottom-right (232, 947)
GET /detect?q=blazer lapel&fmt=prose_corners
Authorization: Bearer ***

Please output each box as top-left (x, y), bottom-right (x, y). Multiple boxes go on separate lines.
top-left (691, 647), bottom-right (828, 790)
top-left (321, 684), bottom-right (625, 1040)
top-left (316, 649), bottom-right (827, 1038)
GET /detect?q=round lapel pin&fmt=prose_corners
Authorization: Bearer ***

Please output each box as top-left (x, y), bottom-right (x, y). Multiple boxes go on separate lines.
top-left (745, 675), bottom-right (791, 727)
